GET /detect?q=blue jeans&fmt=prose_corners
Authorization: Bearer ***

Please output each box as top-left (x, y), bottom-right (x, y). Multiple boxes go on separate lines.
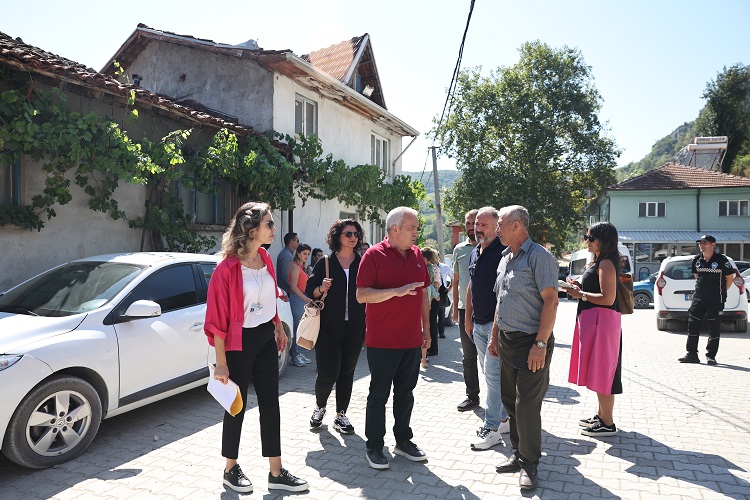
top-left (473, 321), bottom-right (507, 429)
top-left (288, 294), bottom-right (304, 358)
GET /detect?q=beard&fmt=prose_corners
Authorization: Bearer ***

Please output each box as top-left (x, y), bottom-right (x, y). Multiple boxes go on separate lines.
top-left (467, 230), bottom-right (476, 242)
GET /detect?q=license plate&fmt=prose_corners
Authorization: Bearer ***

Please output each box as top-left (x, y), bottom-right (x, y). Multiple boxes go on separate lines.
top-left (684, 293), bottom-right (694, 300)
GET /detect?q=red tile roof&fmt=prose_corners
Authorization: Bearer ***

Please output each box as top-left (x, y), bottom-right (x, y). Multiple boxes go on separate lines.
top-left (0, 30), bottom-right (284, 147)
top-left (302, 35), bottom-right (366, 83)
top-left (610, 163), bottom-right (750, 190)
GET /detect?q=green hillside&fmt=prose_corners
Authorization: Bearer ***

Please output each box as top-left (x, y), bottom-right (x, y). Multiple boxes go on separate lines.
top-left (617, 121), bottom-right (697, 181)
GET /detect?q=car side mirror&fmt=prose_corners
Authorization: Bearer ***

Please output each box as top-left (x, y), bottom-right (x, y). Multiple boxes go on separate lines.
top-left (122, 300), bottom-right (161, 320)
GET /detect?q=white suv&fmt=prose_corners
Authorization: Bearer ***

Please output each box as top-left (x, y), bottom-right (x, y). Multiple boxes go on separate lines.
top-left (654, 255), bottom-right (748, 332)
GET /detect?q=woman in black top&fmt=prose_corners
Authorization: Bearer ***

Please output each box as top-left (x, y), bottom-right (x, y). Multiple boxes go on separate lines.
top-left (566, 221), bottom-right (623, 437)
top-left (305, 219), bottom-right (366, 434)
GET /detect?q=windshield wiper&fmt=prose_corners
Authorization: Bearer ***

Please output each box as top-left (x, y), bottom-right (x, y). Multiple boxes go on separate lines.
top-left (0, 306), bottom-right (40, 316)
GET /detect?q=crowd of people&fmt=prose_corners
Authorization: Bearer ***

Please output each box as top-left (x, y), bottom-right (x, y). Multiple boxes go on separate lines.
top-left (203, 202), bottom-right (634, 493)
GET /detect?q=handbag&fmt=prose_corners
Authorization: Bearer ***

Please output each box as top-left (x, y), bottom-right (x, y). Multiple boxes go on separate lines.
top-left (617, 273), bottom-right (634, 315)
top-left (438, 272), bottom-right (450, 307)
top-left (297, 256), bottom-right (328, 350)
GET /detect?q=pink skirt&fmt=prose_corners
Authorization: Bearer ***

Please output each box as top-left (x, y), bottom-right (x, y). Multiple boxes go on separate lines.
top-left (568, 307), bottom-right (622, 395)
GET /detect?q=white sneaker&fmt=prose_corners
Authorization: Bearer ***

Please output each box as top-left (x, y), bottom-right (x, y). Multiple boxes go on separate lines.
top-left (470, 426), bottom-right (503, 450)
top-left (299, 354), bottom-right (312, 364)
top-left (498, 419), bottom-right (510, 434)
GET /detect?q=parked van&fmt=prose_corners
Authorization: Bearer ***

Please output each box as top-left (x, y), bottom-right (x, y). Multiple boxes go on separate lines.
top-left (568, 243), bottom-right (634, 285)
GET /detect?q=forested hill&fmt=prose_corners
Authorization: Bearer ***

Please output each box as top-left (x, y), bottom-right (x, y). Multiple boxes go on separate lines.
top-left (404, 169), bottom-right (461, 196)
top-left (617, 121), bottom-right (697, 181)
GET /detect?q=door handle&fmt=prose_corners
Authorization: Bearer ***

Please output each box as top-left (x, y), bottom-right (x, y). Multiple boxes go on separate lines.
top-left (190, 322), bottom-right (204, 332)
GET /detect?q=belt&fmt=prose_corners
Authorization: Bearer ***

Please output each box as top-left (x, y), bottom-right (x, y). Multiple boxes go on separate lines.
top-left (499, 330), bottom-right (531, 340)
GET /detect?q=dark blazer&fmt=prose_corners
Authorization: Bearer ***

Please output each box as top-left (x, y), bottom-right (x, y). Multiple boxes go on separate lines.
top-left (306, 252), bottom-right (366, 336)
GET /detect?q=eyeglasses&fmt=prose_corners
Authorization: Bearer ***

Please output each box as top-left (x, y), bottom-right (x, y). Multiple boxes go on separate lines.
top-left (263, 220), bottom-right (275, 229)
top-left (343, 231), bottom-right (362, 238)
top-left (582, 234), bottom-right (597, 242)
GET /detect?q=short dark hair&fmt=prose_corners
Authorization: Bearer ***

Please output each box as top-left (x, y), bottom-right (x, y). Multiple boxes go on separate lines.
top-left (326, 219), bottom-right (364, 253)
top-left (283, 232), bottom-right (298, 246)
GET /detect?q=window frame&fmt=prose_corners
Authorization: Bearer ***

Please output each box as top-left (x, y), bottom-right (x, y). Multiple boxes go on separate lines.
top-left (718, 199), bottom-right (749, 217)
top-left (638, 201), bottom-right (666, 218)
top-left (0, 151), bottom-right (22, 207)
top-left (174, 179), bottom-right (227, 226)
top-left (371, 133), bottom-right (391, 177)
top-left (295, 94), bottom-right (318, 138)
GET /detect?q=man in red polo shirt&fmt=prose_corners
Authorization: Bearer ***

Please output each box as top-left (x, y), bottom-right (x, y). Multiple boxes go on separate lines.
top-left (356, 206), bottom-right (431, 470)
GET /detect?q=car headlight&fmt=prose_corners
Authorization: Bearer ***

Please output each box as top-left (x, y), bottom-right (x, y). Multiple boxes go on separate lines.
top-left (0, 354), bottom-right (22, 371)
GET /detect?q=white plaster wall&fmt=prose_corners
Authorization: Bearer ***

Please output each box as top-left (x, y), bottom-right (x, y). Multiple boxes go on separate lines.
top-left (0, 159), bottom-right (145, 292)
top-left (124, 41), bottom-right (274, 131)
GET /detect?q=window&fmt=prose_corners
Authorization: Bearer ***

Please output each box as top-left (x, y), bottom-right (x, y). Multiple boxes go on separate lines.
top-left (638, 202), bottom-right (665, 217)
top-left (176, 180), bottom-right (227, 225)
top-left (339, 211), bottom-right (356, 220)
top-left (295, 94), bottom-right (317, 137)
top-left (0, 152), bottom-right (21, 207)
top-left (371, 133), bottom-right (390, 176)
top-left (120, 265), bottom-right (199, 313)
top-left (718, 200), bottom-right (749, 217)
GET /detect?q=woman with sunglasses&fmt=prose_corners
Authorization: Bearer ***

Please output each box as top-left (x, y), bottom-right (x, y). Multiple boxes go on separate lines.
top-left (204, 202), bottom-right (308, 493)
top-left (420, 246), bottom-right (442, 368)
top-left (566, 222), bottom-right (623, 438)
top-left (305, 219), bottom-right (367, 434)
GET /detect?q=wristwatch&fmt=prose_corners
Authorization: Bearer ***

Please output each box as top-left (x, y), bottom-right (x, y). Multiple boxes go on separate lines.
top-left (535, 340), bottom-right (547, 349)
top-left (581, 292), bottom-right (588, 302)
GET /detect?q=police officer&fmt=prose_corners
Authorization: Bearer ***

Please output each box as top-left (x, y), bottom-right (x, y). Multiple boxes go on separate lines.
top-left (678, 235), bottom-right (735, 365)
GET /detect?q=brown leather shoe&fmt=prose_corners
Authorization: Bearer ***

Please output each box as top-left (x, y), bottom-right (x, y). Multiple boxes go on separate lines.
top-left (495, 453), bottom-right (521, 473)
top-left (519, 466), bottom-right (538, 489)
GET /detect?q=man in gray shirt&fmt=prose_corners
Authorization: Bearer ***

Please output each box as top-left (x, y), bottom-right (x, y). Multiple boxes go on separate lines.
top-left (489, 205), bottom-right (558, 491)
top-left (276, 232), bottom-right (299, 294)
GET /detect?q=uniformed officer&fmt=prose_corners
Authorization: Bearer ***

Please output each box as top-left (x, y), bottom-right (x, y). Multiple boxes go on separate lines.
top-left (678, 235), bottom-right (735, 365)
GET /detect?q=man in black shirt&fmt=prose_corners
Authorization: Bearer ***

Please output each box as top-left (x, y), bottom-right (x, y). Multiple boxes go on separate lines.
top-left (678, 235), bottom-right (734, 365)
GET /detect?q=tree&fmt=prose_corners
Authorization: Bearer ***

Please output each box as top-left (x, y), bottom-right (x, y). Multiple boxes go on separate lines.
top-left (696, 63), bottom-right (750, 174)
top-left (433, 41), bottom-right (619, 253)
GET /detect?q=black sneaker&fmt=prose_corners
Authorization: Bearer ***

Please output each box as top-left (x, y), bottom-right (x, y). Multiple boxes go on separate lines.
top-left (579, 414), bottom-right (601, 428)
top-left (581, 420), bottom-right (617, 437)
top-left (223, 464), bottom-right (253, 493)
top-left (394, 440), bottom-right (427, 462)
top-left (366, 448), bottom-right (389, 470)
top-left (457, 398), bottom-right (480, 412)
top-left (268, 468), bottom-right (308, 492)
top-left (706, 356), bottom-right (717, 365)
top-left (310, 405), bottom-right (326, 429)
top-left (333, 411), bottom-right (355, 434)
top-left (678, 354), bottom-right (700, 363)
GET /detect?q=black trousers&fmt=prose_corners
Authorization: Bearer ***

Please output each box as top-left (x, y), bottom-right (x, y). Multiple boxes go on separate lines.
top-left (222, 321), bottom-right (281, 459)
top-left (315, 320), bottom-right (365, 412)
top-left (438, 301), bottom-right (447, 335)
top-left (426, 300), bottom-right (439, 355)
top-left (458, 308), bottom-right (480, 401)
top-left (498, 332), bottom-right (554, 466)
top-left (687, 299), bottom-right (722, 358)
top-left (365, 347), bottom-right (420, 451)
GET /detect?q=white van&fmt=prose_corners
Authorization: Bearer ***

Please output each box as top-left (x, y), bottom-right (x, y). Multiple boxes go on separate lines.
top-left (568, 243), bottom-right (633, 285)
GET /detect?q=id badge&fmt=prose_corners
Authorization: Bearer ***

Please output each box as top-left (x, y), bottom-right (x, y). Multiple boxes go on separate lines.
top-left (248, 303), bottom-right (264, 315)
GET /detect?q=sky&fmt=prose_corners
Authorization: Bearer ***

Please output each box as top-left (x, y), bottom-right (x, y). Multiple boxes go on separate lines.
top-left (2, 0), bottom-right (749, 175)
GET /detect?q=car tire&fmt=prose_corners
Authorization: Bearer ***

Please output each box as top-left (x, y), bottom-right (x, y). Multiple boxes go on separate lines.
top-left (278, 323), bottom-right (292, 377)
top-left (735, 319), bottom-right (748, 333)
top-left (2, 376), bottom-right (102, 469)
top-left (633, 292), bottom-right (651, 309)
top-left (656, 318), bottom-right (669, 331)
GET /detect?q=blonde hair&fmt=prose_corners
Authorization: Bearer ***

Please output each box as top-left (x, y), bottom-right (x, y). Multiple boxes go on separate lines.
top-left (218, 202), bottom-right (271, 259)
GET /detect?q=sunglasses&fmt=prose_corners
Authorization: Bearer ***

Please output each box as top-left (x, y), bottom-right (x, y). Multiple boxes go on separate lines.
top-left (343, 231), bottom-right (362, 238)
top-left (582, 234), bottom-right (597, 242)
top-left (263, 220), bottom-right (275, 229)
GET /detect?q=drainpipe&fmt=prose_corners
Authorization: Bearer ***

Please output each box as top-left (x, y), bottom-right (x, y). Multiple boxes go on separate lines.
top-left (696, 188), bottom-right (701, 231)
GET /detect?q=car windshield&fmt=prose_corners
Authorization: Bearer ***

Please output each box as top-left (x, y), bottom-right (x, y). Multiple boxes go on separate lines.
top-left (742, 268), bottom-right (750, 279)
top-left (0, 262), bottom-right (144, 317)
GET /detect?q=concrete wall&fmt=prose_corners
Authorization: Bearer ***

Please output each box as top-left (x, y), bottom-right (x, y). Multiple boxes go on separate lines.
top-left (123, 41), bottom-right (274, 131)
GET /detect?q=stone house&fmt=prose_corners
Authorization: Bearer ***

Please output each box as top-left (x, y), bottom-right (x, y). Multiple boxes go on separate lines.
top-left (102, 25), bottom-right (419, 254)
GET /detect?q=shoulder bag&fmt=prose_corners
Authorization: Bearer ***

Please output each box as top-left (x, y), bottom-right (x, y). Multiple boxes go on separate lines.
top-left (616, 273), bottom-right (634, 315)
top-left (297, 256), bottom-right (328, 350)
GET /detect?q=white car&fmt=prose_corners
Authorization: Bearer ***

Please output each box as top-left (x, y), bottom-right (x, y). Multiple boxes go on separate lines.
top-left (654, 255), bottom-right (747, 332)
top-left (0, 252), bottom-right (293, 469)
top-left (742, 268), bottom-right (750, 300)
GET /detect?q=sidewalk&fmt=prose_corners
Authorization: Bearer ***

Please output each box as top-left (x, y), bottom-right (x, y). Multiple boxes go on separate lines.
top-left (1, 300), bottom-right (749, 499)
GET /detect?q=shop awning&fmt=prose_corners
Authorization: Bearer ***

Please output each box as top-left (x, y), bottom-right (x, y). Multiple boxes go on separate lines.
top-left (619, 230), bottom-right (750, 243)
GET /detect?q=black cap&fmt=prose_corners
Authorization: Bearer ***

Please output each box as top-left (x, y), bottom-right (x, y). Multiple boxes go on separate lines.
top-left (696, 234), bottom-right (716, 243)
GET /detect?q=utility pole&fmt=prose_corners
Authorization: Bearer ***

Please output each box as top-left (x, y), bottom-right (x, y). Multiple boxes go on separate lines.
top-left (430, 146), bottom-right (445, 260)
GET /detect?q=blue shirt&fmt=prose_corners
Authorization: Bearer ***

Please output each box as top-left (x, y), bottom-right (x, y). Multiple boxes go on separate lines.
top-left (468, 236), bottom-right (506, 324)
